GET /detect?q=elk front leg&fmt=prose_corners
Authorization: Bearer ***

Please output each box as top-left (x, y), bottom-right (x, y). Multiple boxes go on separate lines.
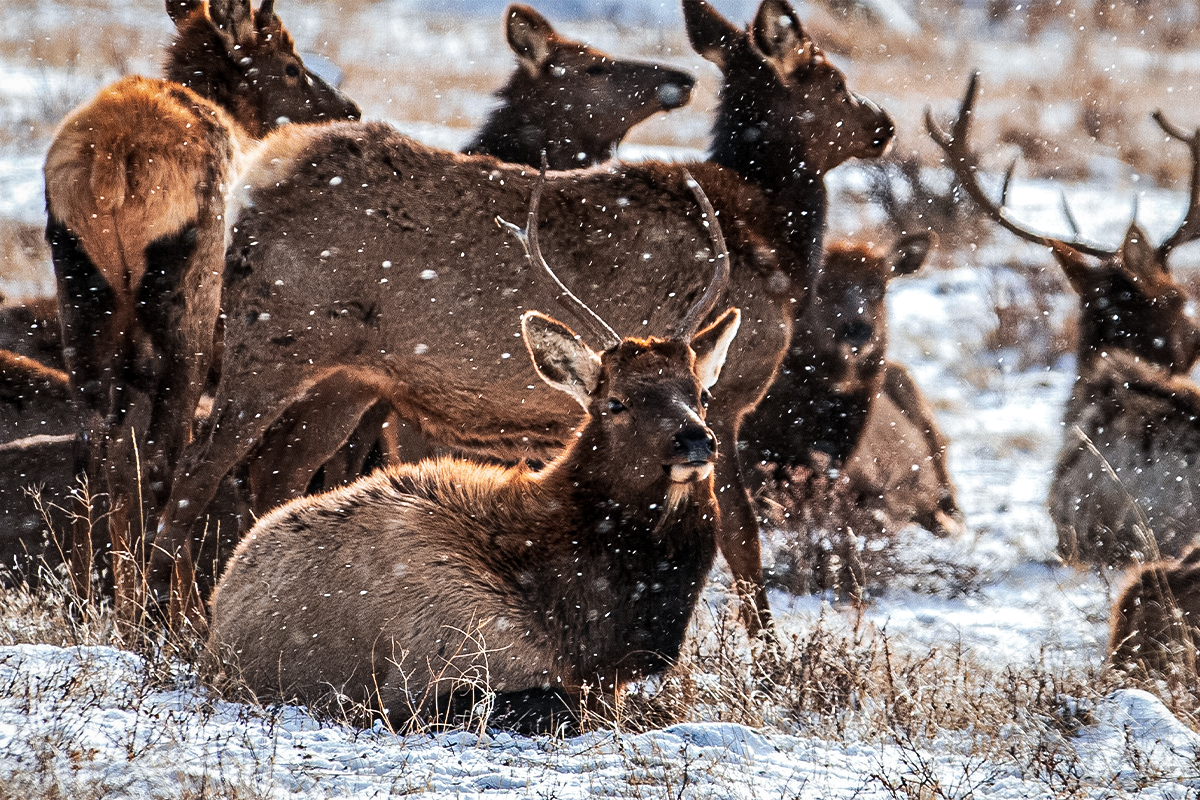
top-left (710, 415), bottom-right (773, 639)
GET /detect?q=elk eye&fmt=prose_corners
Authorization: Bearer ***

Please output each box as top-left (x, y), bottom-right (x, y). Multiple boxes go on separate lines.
top-left (700, 389), bottom-right (712, 409)
top-left (607, 398), bottom-right (627, 415)
top-left (285, 64), bottom-right (301, 78)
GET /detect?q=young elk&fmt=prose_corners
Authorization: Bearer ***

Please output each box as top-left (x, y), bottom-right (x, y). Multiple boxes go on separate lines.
top-left (151, 0), bottom-right (895, 633)
top-left (1108, 546), bottom-right (1200, 682)
top-left (928, 74), bottom-right (1200, 568)
top-left (44, 0), bottom-right (359, 613)
top-left (210, 177), bottom-right (740, 735)
top-left (247, 3), bottom-right (697, 510)
top-left (743, 234), bottom-right (961, 535)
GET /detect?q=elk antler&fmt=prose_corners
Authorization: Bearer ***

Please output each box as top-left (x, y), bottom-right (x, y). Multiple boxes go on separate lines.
top-left (925, 72), bottom-right (1112, 259)
top-left (676, 172), bottom-right (732, 342)
top-left (1153, 111), bottom-right (1200, 261)
top-left (497, 154), bottom-right (622, 350)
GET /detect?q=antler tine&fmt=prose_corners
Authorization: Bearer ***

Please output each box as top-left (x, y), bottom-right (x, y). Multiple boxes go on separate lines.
top-left (676, 172), bottom-right (731, 342)
top-left (926, 72), bottom-right (1112, 259)
top-left (497, 154), bottom-right (622, 350)
top-left (1153, 110), bottom-right (1200, 259)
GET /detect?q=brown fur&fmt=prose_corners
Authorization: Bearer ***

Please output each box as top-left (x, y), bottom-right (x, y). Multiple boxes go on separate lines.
top-left (153, 0), bottom-right (895, 635)
top-left (1109, 546), bottom-right (1200, 681)
top-left (0, 298), bottom-right (63, 371)
top-left (43, 0), bottom-right (358, 615)
top-left (210, 308), bottom-right (739, 734)
top-left (464, 4), bottom-right (695, 169)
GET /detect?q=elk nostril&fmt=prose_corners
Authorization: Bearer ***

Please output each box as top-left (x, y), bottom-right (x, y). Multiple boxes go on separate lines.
top-left (841, 320), bottom-right (874, 347)
top-left (658, 83), bottom-right (688, 109)
top-left (674, 427), bottom-right (715, 461)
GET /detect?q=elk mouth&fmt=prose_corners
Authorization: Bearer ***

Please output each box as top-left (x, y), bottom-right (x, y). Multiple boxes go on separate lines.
top-left (667, 461), bottom-right (715, 483)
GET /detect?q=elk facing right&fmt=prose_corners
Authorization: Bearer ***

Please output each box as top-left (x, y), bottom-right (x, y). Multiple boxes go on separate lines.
top-left (209, 176), bottom-right (740, 735)
top-left (928, 74), bottom-right (1200, 568)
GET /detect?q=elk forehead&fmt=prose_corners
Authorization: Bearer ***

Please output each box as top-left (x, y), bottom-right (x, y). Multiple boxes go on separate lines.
top-left (601, 339), bottom-right (700, 393)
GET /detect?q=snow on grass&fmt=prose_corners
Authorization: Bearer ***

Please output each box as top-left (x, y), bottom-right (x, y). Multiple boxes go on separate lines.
top-left (1, 643), bottom-right (1198, 798)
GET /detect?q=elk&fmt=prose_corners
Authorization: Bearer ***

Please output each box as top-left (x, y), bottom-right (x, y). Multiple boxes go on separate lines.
top-left (210, 175), bottom-right (739, 734)
top-left (245, 4), bottom-right (697, 508)
top-left (465, 4), bottom-right (696, 168)
top-left (150, 0), bottom-right (894, 633)
top-left (1108, 545), bottom-right (1200, 681)
top-left (928, 73), bottom-right (1200, 568)
top-left (744, 233), bottom-right (961, 537)
top-left (43, 0), bottom-right (359, 614)
top-left (0, 297), bottom-right (63, 371)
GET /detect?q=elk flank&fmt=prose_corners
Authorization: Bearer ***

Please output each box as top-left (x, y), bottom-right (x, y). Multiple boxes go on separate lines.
top-left (1109, 546), bottom-right (1200, 681)
top-left (151, 0), bottom-right (895, 634)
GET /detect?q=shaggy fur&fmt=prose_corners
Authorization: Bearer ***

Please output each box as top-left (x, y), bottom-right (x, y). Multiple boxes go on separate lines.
top-left (210, 313), bottom-right (737, 734)
top-left (1109, 546), bottom-right (1200, 681)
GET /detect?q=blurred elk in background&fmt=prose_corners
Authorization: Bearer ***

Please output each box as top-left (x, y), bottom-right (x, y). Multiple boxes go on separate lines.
top-left (1108, 546), bottom-right (1200, 684)
top-left (43, 0), bottom-right (359, 618)
top-left (928, 72), bottom-right (1200, 569)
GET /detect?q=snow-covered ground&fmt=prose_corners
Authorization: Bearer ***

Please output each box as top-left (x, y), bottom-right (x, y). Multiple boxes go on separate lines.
top-left (5, 0), bottom-right (1200, 796)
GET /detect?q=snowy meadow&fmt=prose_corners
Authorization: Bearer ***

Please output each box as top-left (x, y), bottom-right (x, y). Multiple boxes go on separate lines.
top-left (4, 0), bottom-right (1200, 796)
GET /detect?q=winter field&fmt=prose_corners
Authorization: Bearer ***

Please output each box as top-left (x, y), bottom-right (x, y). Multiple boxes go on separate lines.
top-left (5, 0), bottom-right (1200, 796)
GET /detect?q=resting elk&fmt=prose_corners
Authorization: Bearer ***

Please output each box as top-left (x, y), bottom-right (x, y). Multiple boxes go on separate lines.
top-left (744, 233), bottom-right (961, 536)
top-left (249, 2), bottom-right (698, 507)
top-left (928, 73), bottom-right (1200, 568)
top-left (1108, 545), bottom-right (1200, 681)
top-left (43, 0), bottom-right (359, 614)
top-left (150, 0), bottom-right (895, 633)
top-left (210, 175), bottom-right (740, 735)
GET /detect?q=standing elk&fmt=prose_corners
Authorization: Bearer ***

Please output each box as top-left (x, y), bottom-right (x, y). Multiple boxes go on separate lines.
top-left (210, 176), bottom-right (740, 735)
top-left (43, 0), bottom-right (359, 615)
top-left (928, 73), bottom-right (1200, 568)
top-left (248, 3), bottom-right (698, 509)
top-left (464, 3), bottom-right (696, 168)
top-left (1108, 545), bottom-right (1200, 682)
top-left (151, 0), bottom-right (895, 632)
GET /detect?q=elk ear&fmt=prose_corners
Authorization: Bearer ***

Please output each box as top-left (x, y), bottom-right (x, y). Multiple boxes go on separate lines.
top-left (1050, 241), bottom-right (1098, 296)
top-left (507, 4), bottom-right (556, 73)
top-left (1119, 222), bottom-right (1165, 280)
top-left (207, 0), bottom-right (256, 51)
top-left (254, 0), bottom-right (282, 35)
top-left (166, 0), bottom-right (203, 26)
top-left (522, 311), bottom-right (602, 409)
top-left (683, 0), bottom-right (743, 72)
top-left (751, 0), bottom-right (814, 75)
top-left (690, 308), bottom-right (741, 390)
top-left (889, 232), bottom-right (936, 276)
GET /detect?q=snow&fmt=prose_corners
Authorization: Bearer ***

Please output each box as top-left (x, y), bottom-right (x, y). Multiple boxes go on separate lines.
top-left (1, 644), bottom-right (1197, 798)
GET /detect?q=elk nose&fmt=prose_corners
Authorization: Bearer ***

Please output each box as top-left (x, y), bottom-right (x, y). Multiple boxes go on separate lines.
top-left (657, 72), bottom-right (695, 109)
top-left (840, 319), bottom-right (874, 347)
top-left (673, 425), bottom-right (716, 463)
top-left (856, 93), bottom-right (895, 150)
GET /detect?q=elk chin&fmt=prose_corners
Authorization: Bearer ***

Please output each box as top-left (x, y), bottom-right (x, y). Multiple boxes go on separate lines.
top-left (662, 461), bottom-right (714, 516)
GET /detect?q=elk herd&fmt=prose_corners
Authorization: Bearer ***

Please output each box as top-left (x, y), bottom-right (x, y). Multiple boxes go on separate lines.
top-left (0, 0), bottom-right (1199, 733)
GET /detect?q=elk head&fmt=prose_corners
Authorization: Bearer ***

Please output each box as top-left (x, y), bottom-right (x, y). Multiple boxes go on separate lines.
top-left (503, 167), bottom-right (740, 514)
top-left (683, 0), bottom-right (894, 180)
top-left (485, 4), bottom-right (695, 168)
top-left (927, 73), bottom-right (1200, 375)
top-left (164, 0), bottom-right (360, 138)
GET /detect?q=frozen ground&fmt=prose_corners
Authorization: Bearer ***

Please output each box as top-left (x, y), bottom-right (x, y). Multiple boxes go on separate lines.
top-left (4, 0), bottom-right (1200, 795)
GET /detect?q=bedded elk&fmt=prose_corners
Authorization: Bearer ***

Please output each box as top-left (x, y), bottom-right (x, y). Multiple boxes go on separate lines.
top-left (152, 0), bottom-right (895, 633)
top-left (1108, 546), bottom-right (1200, 681)
top-left (743, 233), bottom-right (962, 536)
top-left (248, 3), bottom-right (697, 508)
top-left (210, 176), bottom-right (740, 734)
top-left (928, 73), bottom-right (1200, 568)
top-left (44, 0), bottom-right (359, 612)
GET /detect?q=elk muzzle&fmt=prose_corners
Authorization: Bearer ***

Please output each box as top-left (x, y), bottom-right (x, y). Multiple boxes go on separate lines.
top-left (667, 424), bottom-right (717, 483)
top-left (854, 93), bottom-right (895, 156)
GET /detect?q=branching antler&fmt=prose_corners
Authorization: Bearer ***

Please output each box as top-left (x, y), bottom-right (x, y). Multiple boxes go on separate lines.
top-left (497, 154), bottom-right (622, 350)
top-left (1153, 110), bottom-right (1200, 260)
top-left (925, 72), bottom-right (1112, 259)
top-left (676, 172), bottom-right (731, 342)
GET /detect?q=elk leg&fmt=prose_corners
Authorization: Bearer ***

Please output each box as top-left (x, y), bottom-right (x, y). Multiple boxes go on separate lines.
top-left (710, 416), bottom-right (773, 639)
